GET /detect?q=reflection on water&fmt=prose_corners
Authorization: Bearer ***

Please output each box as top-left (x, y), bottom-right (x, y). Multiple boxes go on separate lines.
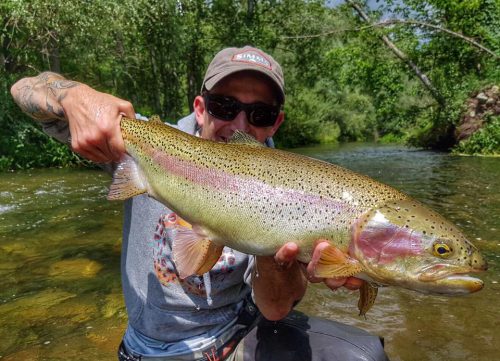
top-left (0, 144), bottom-right (498, 360)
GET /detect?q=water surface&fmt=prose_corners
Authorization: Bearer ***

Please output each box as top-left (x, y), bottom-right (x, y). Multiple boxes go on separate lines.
top-left (0, 143), bottom-right (498, 360)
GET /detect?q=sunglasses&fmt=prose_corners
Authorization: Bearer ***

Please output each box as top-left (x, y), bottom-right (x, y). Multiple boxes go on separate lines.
top-left (203, 93), bottom-right (281, 128)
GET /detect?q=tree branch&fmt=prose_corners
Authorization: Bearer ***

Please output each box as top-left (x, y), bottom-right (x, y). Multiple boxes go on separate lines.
top-left (282, 16), bottom-right (499, 61)
top-left (346, 0), bottom-right (446, 106)
top-left (366, 19), bottom-right (499, 60)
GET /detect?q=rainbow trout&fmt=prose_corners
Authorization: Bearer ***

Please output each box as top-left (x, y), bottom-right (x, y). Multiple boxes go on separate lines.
top-left (108, 117), bottom-right (487, 315)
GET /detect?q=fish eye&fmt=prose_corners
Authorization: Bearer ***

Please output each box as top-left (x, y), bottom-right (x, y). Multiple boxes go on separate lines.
top-left (433, 243), bottom-right (452, 258)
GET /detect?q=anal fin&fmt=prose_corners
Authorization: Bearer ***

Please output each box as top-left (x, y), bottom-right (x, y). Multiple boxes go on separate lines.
top-left (314, 244), bottom-right (363, 278)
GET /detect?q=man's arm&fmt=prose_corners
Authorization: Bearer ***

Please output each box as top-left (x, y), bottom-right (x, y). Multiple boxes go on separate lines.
top-left (252, 243), bottom-right (308, 321)
top-left (11, 72), bottom-right (135, 163)
top-left (11, 72), bottom-right (78, 121)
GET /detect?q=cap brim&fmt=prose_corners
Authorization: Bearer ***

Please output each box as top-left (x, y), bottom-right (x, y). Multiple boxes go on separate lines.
top-left (204, 68), bottom-right (285, 103)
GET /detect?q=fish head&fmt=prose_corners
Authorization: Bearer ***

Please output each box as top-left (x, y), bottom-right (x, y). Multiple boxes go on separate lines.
top-left (350, 199), bottom-right (487, 295)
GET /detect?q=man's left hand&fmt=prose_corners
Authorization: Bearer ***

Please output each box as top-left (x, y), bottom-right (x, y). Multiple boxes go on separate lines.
top-left (305, 240), bottom-right (363, 291)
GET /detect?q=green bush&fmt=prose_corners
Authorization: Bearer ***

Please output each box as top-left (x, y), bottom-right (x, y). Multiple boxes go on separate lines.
top-left (453, 116), bottom-right (500, 156)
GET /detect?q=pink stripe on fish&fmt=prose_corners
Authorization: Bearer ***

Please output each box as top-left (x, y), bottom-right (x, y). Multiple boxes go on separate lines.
top-left (148, 147), bottom-right (359, 215)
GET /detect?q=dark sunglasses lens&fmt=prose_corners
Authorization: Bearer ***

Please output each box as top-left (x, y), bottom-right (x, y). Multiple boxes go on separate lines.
top-left (206, 95), bottom-right (238, 121)
top-left (206, 94), bottom-right (280, 127)
top-left (249, 105), bottom-right (279, 127)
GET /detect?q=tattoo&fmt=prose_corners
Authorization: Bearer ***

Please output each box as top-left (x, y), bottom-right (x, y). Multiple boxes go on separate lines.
top-left (13, 71), bottom-right (79, 122)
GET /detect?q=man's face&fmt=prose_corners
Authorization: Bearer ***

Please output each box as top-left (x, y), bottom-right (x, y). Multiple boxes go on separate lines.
top-left (194, 72), bottom-right (284, 143)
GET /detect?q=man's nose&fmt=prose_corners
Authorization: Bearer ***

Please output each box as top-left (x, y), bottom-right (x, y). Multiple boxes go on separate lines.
top-left (231, 110), bottom-right (250, 132)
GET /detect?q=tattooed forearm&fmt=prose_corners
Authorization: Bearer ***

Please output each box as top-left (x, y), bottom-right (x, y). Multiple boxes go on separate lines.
top-left (11, 72), bottom-right (79, 121)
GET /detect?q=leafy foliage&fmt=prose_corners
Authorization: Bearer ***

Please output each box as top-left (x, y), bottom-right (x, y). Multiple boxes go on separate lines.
top-left (453, 116), bottom-right (500, 155)
top-left (1, 0), bottom-right (499, 170)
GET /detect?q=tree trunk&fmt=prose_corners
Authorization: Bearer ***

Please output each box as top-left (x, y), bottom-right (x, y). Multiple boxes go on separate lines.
top-left (48, 34), bottom-right (61, 73)
top-left (149, 47), bottom-right (162, 114)
top-left (247, 0), bottom-right (256, 19)
top-left (186, 44), bottom-right (199, 112)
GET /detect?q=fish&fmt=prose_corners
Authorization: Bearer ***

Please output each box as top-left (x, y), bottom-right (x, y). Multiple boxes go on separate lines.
top-left (108, 117), bottom-right (487, 315)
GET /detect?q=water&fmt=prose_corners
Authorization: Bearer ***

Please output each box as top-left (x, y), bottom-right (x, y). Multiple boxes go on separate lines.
top-left (0, 169), bottom-right (125, 360)
top-left (0, 144), bottom-right (498, 360)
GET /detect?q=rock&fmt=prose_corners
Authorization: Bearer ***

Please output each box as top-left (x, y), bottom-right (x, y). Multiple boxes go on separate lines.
top-left (455, 85), bottom-right (500, 142)
top-left (0, 327), bottom-right (20, 356)
top-left (0, 241), bottom-right (39, 258)
top-left (1, 346), bottom-right (42, 361)
top-left (476, 92), bottom-right (488, 103)
top-left (49, 297), bottom-right (98, 323)
top-left (0, 289), bottom-right (76, 324)
top-left (86, 318), bottom-right (126, 354)
top-left (102, 292), bottom-right (126, 319)
top-left (48, 258), bottom-right (103, 279)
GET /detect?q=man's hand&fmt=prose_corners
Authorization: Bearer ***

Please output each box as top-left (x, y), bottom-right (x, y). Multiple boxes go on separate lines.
top-left (252, 240), bottom-right (362, 321)
top-left (306, 240), bottom-right (363, 291)
top-left (11, 72), bottom-right (135, 163)
top-left (61, 84), bottom-right (135, 163)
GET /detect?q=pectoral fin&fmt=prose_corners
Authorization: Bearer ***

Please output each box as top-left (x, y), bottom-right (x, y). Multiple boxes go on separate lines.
top-left (358, 281), bottom-right (378, 317)
top-left (107, 155), bottom-right (148, 200)
top-left (314, 245), bottom-right (364, 278)
top-left (172, 226), bottom-right (223, 279)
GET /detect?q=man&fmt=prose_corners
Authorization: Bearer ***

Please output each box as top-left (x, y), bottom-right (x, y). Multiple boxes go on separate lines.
top-left (11, 46), bottom-right (388, 360)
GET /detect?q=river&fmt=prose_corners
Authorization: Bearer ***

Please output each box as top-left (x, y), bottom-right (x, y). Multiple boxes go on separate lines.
top-left (0, 143), bottom-right (498, 360)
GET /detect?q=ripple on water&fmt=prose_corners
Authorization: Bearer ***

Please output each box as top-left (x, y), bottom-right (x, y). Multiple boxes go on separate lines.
top-left (0, 191), bottom-right (14, 198)
top-left (0, 204), bottom-right (16, 214)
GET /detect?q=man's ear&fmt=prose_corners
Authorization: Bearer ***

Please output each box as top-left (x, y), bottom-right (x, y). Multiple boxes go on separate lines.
top-left (269, 111), bottom-right (285, 137)
top-left (194, 95), bottom-right (205, 128)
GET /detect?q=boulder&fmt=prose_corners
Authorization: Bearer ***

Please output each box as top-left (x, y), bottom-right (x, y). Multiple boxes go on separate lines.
top-left (455, 85), bottom-right (500, 141)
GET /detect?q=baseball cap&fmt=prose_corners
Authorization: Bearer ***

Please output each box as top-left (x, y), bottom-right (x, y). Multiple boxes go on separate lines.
top-left (201, 46), bottom-right (285, 104)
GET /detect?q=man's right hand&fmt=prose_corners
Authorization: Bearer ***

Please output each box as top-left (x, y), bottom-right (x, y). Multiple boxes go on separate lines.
top-left (11, 72), bottom-right (136, 163)
top-left (61, 84), bottom-right (135, 163)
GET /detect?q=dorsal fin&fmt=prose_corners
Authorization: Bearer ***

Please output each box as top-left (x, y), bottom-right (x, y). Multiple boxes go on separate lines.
top-left (228, 131), bottom-right (264, 146)
top-left (149, 115), bottom-right (163, 124)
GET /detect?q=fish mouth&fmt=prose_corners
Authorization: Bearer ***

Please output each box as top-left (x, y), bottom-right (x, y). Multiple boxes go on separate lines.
top-left (418, 265), bottom-right (484, 294)
top-left (427, 274), bottom-right (484, 294)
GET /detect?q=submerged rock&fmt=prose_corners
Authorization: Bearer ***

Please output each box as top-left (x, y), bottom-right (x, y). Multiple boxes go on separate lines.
top-left (49, 297), bottom-right (98, 323)
top-left (102, 292), bottom-right (126, 319)
top-left (86, 318), bottom-right (127, 354)
top-left (48, 258), bottom-right (103, 279)
top-left (0, 289), bottom-right (76, 324)
top-left (0, 241), bottom-right (39, 258)
top-left (1, 346), bottom-right (42, 361)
